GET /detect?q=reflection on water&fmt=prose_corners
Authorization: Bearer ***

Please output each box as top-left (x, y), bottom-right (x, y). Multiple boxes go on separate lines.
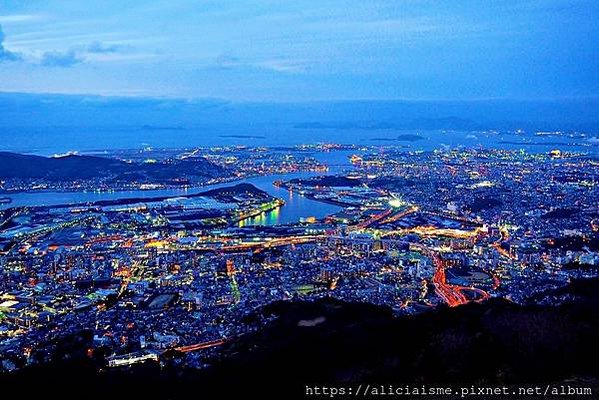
top-left (238, 182), bottom-right (344, 226)
top-left (239, 205), bottom-right (280, 227)
top-left (239, 175), bottom-right (342, 226)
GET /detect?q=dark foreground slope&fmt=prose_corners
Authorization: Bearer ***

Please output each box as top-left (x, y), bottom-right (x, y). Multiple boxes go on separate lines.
top-left (3, 279), bottom-right (599, 399)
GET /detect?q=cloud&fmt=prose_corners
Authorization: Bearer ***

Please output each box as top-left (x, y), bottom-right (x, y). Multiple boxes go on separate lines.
top-left (214, 53), bottom-right (241, 69)
top-left (0, 14), bottom-right (42, 24)
top-left (38, 41), bottom-right (131, 67)
top-left (40, 49), bottom-right (82, 67)
top-left (86, 40), bottom-right (128, 54)
top-left (211, 53), bottom-right (308, 73)
top-left (0, 24), bottom-right (23, 62)
top-left (257, 59), bottom-right (309, 73)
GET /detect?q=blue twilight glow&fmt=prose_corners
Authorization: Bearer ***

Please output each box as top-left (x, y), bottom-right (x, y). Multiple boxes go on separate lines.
top-left (0, 0), bottom-right (598, 101)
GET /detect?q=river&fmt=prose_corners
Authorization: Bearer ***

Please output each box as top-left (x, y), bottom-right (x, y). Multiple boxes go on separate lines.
top-left (0, 151), bottom-right (356, 225)
top-left (0, 173), bottom-right (346, 225)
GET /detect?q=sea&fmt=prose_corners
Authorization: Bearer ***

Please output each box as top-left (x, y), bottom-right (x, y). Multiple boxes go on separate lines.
top-left (0, 125), bottom-right (596, 224)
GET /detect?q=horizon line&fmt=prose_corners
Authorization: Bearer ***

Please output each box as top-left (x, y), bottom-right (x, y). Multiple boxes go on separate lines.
top-left (1, 90), bottom-right (599, 104)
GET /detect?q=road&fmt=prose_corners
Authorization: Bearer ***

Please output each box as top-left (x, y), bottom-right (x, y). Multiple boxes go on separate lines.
top-left (412, 243), bottom-right (490, 307)
top-left (174, 338), bottom-right (227, 353)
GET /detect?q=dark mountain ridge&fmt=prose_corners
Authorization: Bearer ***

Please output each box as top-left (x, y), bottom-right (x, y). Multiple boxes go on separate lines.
top-left (0, 151), bottom-right (225, 184)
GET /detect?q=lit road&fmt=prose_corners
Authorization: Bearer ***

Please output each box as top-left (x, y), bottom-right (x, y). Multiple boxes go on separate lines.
top-left (216, 235), bottom-right (325, 252)
top-left (380, 206), bottom-right (418, 224)
top-left (412, 243), bottom-right (490, 307)
top-left (381, 226), bottom-right (484, 240)
top-left (431, 252), bottom-right (490, 306)
top-left (174, 338), bottom-right (227, 353)
top-left (352, 208), bottom-right (393, 230)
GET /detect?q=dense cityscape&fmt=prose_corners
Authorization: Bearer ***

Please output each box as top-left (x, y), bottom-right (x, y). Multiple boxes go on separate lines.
top-left (1, 140), bottom-right (597, 372)
top-left (2, 0), bottom-right (599, 397)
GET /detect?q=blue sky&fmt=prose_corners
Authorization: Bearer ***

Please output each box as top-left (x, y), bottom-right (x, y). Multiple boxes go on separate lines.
top-left (0, 0), bottom-right (598, 101)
